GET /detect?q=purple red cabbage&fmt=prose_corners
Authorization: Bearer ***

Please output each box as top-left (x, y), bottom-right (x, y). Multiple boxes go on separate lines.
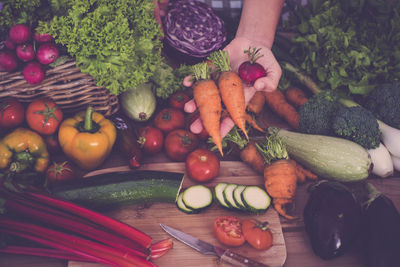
top-left (163, 0), bottom-right (227, 59)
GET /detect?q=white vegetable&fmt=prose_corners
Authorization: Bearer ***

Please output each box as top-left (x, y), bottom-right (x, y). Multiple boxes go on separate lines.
top-left (368, 143), bottom-right (393, 178)
top-left (391, 154), bottom-right (400, 172)
top-left (120, 83), bottom-right (156, 122)
top-left (378, 120), bottom-right (400, 157)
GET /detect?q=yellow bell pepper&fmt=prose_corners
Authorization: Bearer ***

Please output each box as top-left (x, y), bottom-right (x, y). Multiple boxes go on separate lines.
top-left (0, 128), bottom-right (49, 173)
top-left (58, 106), bottom-right (116, 170)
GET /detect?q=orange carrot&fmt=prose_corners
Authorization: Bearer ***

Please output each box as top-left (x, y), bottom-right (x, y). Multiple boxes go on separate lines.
top-left (191, 63), bottom-right (223, 156)
top-left (285, 86), bottom-right (308, 108)
top-left (223, 127), bottom-right (264, 174)
top-left (264, 90), bottom-right (299, 130)
top-left (244, 113), bottom-right (265, 133)
top-left (247, 91), bottom-right (266, 115)
top-left (209, 50), bottom-right (249, 139)
top-left (289, 159), bottom-right (318, 184)
top-left (257, 133), bottom-right (298, 220)
top-left (240, 141), bottom-right (265, 175)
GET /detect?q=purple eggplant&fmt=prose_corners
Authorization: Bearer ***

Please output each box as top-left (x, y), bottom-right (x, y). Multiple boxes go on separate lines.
top-left (362, 183), bottom-right (400, 267)
top-left (303, 180), bottom-right (361, 260)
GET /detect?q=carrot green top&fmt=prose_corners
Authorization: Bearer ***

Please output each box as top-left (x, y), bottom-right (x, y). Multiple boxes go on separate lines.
top-left (191, 62), bottom-right (212, 81)
top-left (208, 50), bottom-right (231, 72)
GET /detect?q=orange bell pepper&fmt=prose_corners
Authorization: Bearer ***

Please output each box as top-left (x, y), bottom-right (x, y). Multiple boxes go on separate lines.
top-left (58, 106), bottom-right (116, 170)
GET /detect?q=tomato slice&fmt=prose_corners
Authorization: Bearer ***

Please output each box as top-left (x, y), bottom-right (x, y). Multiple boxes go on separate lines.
top-left (213, 216), bottom-right (245, 247)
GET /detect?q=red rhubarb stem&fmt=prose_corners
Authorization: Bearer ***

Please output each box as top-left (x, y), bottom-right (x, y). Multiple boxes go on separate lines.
top-left (0, 246), bottom-right (96, 262)
top-left (0, 229), bottom-right (114, 266)
top-left (25, 191), bottom-right (152, 248)
top-left (5, 199), bottom-right (148, 259)
top-left (0, 219), bottom-right (154, 267)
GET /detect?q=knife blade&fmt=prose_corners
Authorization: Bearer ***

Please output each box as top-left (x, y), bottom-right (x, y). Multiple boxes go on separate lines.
top-left (160, 223), bottom-right (271, 267)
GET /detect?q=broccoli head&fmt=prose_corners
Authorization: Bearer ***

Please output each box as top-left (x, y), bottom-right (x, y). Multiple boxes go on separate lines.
top-left (332, 106), bottom-right (381, 149)
top-left (363, 82), bottom-right (400, 129)
top-left (298, 90), bottom-right (340, 135)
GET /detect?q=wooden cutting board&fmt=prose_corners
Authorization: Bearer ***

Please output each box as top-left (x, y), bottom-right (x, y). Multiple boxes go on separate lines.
top-left (69, 161), bottom-right (287, 267)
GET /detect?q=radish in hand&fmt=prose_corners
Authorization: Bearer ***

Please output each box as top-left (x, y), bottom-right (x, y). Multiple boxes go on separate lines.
top-left (238, 47), bottom-right (267, 85)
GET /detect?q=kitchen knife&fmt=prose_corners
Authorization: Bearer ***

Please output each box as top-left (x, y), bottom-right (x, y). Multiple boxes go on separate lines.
top-left (160, 223), bottom-right (271, 267)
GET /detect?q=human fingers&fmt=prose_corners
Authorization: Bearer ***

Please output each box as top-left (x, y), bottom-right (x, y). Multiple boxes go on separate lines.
top-left (189, 117), bottom-right (204, 134)
top-left (184, 99), bottom-right (197, 113)
top-left (220, 117), bottom-right (235, 139)
top-left (183, 75), bottom-right (194, 87)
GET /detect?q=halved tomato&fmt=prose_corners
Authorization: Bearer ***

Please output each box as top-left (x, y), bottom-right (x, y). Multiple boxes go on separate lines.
top-left (213, 216), bottom-right (245, 247)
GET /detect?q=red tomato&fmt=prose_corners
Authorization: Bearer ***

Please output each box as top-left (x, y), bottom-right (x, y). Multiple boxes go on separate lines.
top-left (26, 98), bottom-right (63, 135)
top-left (43, 134), bottom-right (61, 154)
top-left (164, 129), bottom-right (199, 161)
top-left (0, 98), bottom-right (24, 130)
top-left (213, 216), bottom-right (246, 247)
top-left (168, 91), bottom-right (190, 110)
top-left (186, 148), bottom-right (220, 182)
top-left (45, 161), bottom-right (76, 186)
top-left (242, 219), bottom-right (273, 250)
top-left (138, 126), bottom-right (164, 155)
top-left (154, 108), bottom-right (185, 133)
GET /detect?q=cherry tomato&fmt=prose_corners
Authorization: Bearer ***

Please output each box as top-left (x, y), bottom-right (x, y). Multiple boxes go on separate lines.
top-left (164, 129), bottom-right (198, 161)
top-left (186, 148), bottom-right (220, 182)
top-left (26, 98), bottom-right (63, 135)
top-left (242, 219), bottom-right (273, 250)
top-left (0, 98), bottom-right (24, 130)
top-left (213, 216), bottom-right (246, 247)
top-left (138, 126), bottom-right (164, 155)
top-left (45, 161), bottom-right (76, 186)
top-left (168, 91), bottom-right (190, 110)
top-left (154, 107), bottom-right (185, 133)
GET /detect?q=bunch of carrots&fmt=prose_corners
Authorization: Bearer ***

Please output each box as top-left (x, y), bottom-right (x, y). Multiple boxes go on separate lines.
top-left (191, 50), bottom-right (265, 156)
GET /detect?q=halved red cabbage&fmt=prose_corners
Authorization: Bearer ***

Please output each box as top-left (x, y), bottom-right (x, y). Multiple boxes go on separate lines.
top-left (163, 0), bottom-right (227, 59)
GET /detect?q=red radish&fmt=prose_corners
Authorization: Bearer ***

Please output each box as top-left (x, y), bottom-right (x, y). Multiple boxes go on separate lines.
top-left (16, 43), bottom-right (35, 62)
top-left (4, 38), bottom-right (16, 50)
top-left (238, 47), bottom-right (267, 85)
top-left (0, 50), bottom-right (18, 72)
top-left (9, 24), bottom-right (31, 44)
top-left (36, 43), bottom-right (59, 64)
top-left (23, 61), bottom-right (45, 84)
top-left (33, 31), bottom-right (54, 43)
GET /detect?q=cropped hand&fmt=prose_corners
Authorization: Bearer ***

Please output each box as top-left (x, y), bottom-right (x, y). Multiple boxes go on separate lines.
top-left (184, 37), bottom-right (282, 138)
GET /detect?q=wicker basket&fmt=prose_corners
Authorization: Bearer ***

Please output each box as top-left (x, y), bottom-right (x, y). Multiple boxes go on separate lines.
top-left (0, 60), bottom-right (119, 117)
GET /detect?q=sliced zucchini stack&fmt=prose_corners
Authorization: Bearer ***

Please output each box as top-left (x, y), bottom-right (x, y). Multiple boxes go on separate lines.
top-left (176, 185), bottom-right (213, 214)
top-left (215, 182), bottom-right (271, 213)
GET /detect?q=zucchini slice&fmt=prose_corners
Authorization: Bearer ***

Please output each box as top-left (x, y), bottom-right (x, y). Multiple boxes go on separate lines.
top-left (182, 185), bottom-right (213, 211)
top-left (214, 182), bottom-right (230, 209)
top-left (233, 185), bottom-right (247, 210)
top-left (223, 184), bottom-right (240, 210)
top-left (176, 192), bottom-right (196, 214)
top-left (241, 186), bottom-right (271, 213)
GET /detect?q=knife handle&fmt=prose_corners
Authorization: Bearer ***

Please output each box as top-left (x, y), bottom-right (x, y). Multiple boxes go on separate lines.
top-left (220, 249), bottom-right (270, 267)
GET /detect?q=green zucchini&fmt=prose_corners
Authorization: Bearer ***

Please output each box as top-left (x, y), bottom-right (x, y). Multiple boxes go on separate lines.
top-left (223, 184), bottom-right (240, 210)
top-left (50, 170), bottom-right (184, 210)
top-left (241, 186), bottom-right (271, 213)
top-left (214, 182), bottom-right (230, 209)
top-left (272, 128), bottom-right (372, 182)
top-left (233, 185), bottom-right (247, 210)
top-left (181, 185), bottom-right (213, 211)
top-left (176, 192), bottom-right (196, 214)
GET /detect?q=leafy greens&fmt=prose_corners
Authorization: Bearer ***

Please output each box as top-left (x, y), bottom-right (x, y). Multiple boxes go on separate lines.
top-left (279, 0), bottom-right (400, 96)
top-left (37, 0), bottom-right (163, 96)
